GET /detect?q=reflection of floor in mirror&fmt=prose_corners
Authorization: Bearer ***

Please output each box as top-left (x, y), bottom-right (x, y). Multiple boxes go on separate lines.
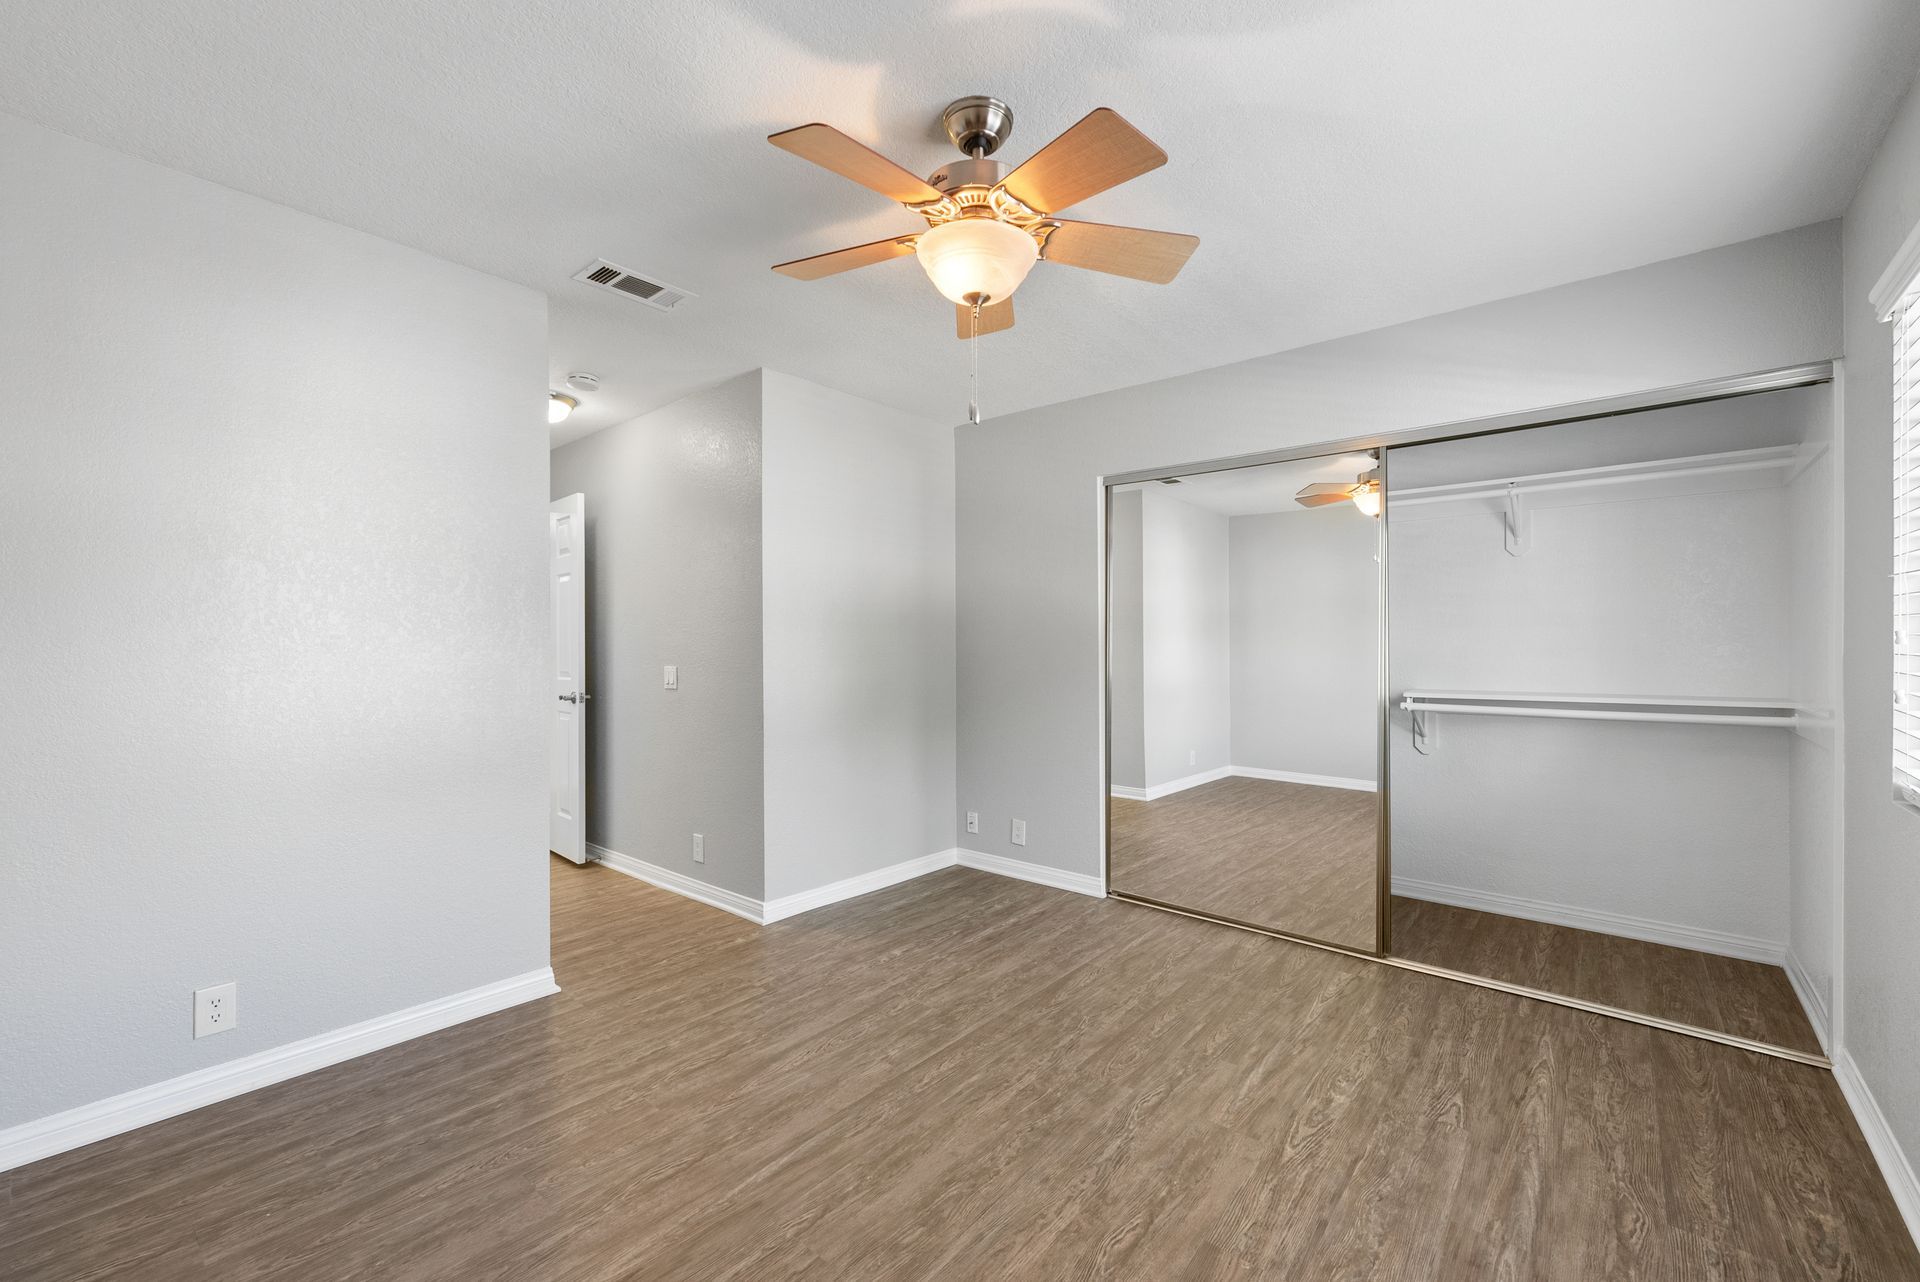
top-left (1109, 776), bottom-right (1378, 950)
top-left (1390, 897), bottom-right (1821, 1055)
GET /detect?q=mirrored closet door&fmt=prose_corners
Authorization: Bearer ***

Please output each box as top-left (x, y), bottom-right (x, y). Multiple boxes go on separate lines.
top-left (1106, 452), bottom-right (1386, 952)
top-left (1384, 383), bottom-right (1837, 1057)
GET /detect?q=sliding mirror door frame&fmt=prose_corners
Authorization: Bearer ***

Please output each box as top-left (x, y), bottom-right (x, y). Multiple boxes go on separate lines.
top-left (1096, 359), bottom-right (1836, 1066)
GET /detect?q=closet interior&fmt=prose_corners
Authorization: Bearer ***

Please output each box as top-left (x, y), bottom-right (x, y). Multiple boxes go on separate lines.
top-left (1385, 383), bottom-right (1837, 1055)
top-left (1103, 376), bottom-right (1838, 1058)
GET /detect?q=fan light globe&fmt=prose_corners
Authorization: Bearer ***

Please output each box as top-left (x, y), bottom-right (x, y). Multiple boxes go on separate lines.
top-left (1350, 483), bottom-right (1382, 517)
top-left (915, 218), bottom-right (1039, 306)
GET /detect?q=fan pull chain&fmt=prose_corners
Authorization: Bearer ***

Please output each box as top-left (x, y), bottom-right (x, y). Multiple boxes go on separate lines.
top-left (968, 298), bottom-right (982, 424)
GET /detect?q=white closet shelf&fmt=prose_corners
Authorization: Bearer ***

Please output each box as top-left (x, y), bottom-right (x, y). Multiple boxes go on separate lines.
top-left (1399, 691), bottom-right (1798, 752)
top-left (1389, 445), bottom-right (1809, 513)
top-left (1386, 445), bottom-right (1823, 557)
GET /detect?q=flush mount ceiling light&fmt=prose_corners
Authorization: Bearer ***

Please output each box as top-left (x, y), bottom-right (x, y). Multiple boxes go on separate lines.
top-left (766, 96), bottom-right (1198, 422)
top-left (548, 393), bottom-right (578, 425)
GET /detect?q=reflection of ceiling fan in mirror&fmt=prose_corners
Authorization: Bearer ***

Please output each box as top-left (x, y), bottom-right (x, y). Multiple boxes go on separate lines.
top-left (1295, 469), bottom-right (1382, 516)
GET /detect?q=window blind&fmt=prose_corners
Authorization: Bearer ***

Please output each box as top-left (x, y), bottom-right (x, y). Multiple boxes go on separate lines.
top-left (1895, 293), bottom-right (1920, 803)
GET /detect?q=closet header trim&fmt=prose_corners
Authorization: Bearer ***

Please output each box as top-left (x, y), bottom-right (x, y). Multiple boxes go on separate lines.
top-left (1102, 362), bottom-right (1833, 489)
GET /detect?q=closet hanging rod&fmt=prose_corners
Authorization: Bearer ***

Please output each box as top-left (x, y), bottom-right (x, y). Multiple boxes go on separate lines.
top-left (1402, 690), bottom-right (1796, 709)
top-left (1398, 692), bottom-right (1798, 753)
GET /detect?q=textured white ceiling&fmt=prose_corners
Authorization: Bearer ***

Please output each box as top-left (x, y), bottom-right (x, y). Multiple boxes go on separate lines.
top-left (4, 0), bottom-right (1917, 446)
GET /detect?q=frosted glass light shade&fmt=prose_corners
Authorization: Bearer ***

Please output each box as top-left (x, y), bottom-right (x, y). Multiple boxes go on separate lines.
top-left (1350, 483), bottom-right (1381, 517)
top-left (549, 393), bottom-right (577, 424)
top-left (915, 218), bottom-right (1039, 306)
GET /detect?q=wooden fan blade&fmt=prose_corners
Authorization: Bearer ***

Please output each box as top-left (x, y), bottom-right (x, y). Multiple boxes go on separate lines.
top-left (773, 235), bottom-right (920, 280)
top-left (1295, 485), bottom-right (1356, 508)
top-left (1039, 220), bottom-right (1198, 284)
top-left (955, 298), bottom-right (1014, 339)
top-left (998, 108), bottom-right (1167, 214)
top-left (768, 124), bottom-right (946, 205)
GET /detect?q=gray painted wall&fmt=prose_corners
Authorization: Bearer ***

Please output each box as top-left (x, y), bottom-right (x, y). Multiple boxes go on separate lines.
top-left (1840, 65), bottom-right (1920, 1187)
top-left (957, 222), bottom-right (1841, 878)
top-left (1141, 489), bottom-right (1232, 788)
top-left (1107, 492), bottom-right (1146, 792)
top-left (0, 115), bottom-right (551, 1129)
top-left (760, 370), bottom-right (956, 900)
top-left (549, 373), bottom-right (767, 899)
top-left (1228, 508), bottom-right (1379, 783)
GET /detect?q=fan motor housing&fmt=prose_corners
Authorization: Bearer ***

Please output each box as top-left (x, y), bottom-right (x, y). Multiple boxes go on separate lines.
top-left (927, 157), bottom-right (1009, 194)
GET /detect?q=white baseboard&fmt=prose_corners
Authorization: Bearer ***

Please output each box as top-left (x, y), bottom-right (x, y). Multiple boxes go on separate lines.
top-left (590, 842), bottom-right (765, 924)
top-left (762, 850), bottom-right (960, 923)
top-left (1783, 949), bottom-right (1832, 1052)
top-left (957, 848), bottom-right (1105, 898)
top-left (1111, 766), bottom-right (1231, 802)
top-left (591, 842), bottom-right (963, 925)
top-left (0, 968), bottom-right (558, 1175)
top-left (1833, 1049), bottom-right (1920, 1253)
top-left (1231, 766), bottom-right (1378, 792)
top-left (1392, 876), bottom-right (1785, 964)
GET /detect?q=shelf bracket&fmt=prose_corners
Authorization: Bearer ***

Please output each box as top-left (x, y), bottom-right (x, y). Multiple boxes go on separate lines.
top-left (1410, 705), bottom-right (1436, 754)
top-left (1504, 483), bottom-right (1528, 556)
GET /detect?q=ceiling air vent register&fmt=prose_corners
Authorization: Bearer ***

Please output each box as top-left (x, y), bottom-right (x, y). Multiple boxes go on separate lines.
top-left (572, 260), bottom-right (695, 312)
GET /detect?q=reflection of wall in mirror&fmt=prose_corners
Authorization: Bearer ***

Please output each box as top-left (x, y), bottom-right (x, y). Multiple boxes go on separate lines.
top-left (1109, 491), bottom-right (1147, 792)
top-left (1228, 506), bottom-right (1380, 785)
top-left (1139, 488), bottom-right (1232, 791)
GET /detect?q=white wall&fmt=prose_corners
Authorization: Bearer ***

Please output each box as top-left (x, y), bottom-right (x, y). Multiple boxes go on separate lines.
top-left (1228, 508), bottom-right (1379, 784)
top-left (1107, 491), bottom-right (1146, 792)
top-left (1386, 399), bottom-right (1804, 951)
top-left (761, 370), bottom-right (956, 900)
top-left (1140, 488), bottom-right (1232, 788)
top-left (549, 373), bottom-right (767, 899)
top-left (0, 115), bottom-right (551, 1131)
top-left (956, 223), bottom-right (1841, 877)
top-left (1839, 64), bottom-right (1920, 1220)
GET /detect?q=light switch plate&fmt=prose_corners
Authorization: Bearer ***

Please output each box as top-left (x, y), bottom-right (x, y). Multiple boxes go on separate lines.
top-left (664, 665), bottom-right (678, 690)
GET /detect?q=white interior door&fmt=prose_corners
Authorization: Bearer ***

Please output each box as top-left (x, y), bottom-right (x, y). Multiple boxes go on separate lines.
top-left (550, 493), bottom-right (587, 863)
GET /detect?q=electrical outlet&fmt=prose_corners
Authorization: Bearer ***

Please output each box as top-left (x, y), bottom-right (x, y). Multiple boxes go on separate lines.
top-left (692, 833), bottom-right (704, 863)
top-left (194, 983), bottom-right (237, 1038)
top-left (966, 810), bottom-right (979, 835)
top-left (1011, 818), bottom-right (1027, 846)
top-left (1189, 748), bottom-right (1197, 766)
top-left (664, 665), bottom-right (678, 690)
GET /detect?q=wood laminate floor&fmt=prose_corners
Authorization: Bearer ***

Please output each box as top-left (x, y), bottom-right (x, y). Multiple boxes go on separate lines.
top-left (1391, 896), bottom-right (1824, 1055)
top-left (1110, 776), bottom-right (1379, 949)
top-left (2, 859), bottom-right (1912, 1280)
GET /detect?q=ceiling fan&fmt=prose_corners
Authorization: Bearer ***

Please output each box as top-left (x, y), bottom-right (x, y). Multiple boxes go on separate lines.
top-left (1295, 469), bottom-right (1382, 516)
top-left (767, 96), bottom-right (1199, 346)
